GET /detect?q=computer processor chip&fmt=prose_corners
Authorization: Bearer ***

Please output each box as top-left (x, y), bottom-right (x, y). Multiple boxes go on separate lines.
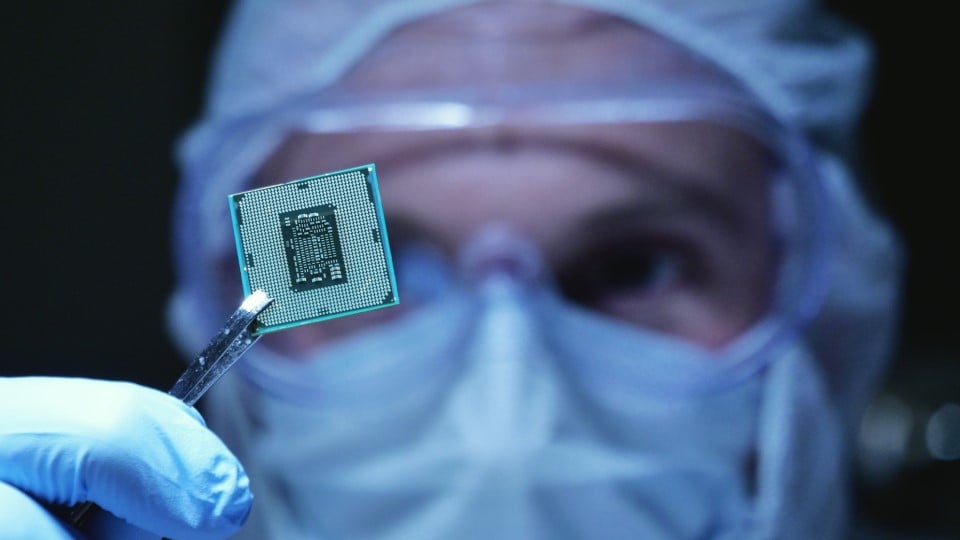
top-left (229, 164), bottom-right (398, 333)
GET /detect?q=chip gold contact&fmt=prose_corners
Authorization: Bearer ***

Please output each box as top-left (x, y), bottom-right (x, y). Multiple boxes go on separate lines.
top-left (229, 164), bottom-right (398, 333)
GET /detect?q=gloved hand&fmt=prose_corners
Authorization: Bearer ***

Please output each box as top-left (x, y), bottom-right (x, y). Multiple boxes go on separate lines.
top-left (0, 376), bottom-right (252, 539)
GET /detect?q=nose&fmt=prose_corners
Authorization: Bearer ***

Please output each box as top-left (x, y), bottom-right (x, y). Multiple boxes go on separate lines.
top-left (447, 232), bottom-right (561, 466)
top-left (458, 224), bottom-right (546, 288)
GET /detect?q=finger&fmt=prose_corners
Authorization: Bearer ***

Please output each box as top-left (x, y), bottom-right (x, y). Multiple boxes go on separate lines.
top-left (0, 480), bottom-right (80, 540)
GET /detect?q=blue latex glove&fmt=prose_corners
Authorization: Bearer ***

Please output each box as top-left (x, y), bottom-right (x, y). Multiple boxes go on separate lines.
top-left (0, 377), bottom-right (252, 539)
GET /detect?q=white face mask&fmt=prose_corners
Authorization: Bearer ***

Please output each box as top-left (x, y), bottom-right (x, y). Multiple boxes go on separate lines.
top-left (203, 233), bottom-right (847, 540)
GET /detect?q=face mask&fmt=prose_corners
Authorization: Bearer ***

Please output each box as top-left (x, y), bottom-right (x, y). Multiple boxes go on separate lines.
top-left (203, 231), bottom-right (846, 540)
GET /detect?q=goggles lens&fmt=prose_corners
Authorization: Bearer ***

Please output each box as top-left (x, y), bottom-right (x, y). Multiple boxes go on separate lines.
top-left (237, 111), bottom-right (828, 365)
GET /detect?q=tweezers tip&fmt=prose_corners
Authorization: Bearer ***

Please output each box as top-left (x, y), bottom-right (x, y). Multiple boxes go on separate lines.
top-left (240, 289), bottom-right (273, 313)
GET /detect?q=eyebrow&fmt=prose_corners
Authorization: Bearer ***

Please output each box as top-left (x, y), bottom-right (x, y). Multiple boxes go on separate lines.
top-left (562, 138), bottom-right (764, 239)
top-left (608, 181), bottom-right (752, 236)
top-left (571, 201), bottom-right (719, 256)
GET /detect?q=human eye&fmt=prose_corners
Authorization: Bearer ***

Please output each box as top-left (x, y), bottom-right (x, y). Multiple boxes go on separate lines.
top-left (556, 232), bottom-right (698, 323)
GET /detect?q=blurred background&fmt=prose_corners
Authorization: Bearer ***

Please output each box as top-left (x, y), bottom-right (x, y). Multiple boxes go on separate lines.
top-left (1, 2), bottom-right (956, 537)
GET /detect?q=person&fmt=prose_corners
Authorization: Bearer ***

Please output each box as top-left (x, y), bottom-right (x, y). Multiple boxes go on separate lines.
top-left (0, 0), bottom-right (901, 538)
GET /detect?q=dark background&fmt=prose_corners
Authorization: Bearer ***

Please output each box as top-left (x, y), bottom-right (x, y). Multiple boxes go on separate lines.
top-left (2, 2), bottom-right (956, 536)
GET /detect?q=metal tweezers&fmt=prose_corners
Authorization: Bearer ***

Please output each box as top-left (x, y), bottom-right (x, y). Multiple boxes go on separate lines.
top-left (65, 290), bottom-right (274, 528)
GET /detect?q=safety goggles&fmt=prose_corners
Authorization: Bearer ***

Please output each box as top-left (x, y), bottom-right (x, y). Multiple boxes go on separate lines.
top-left (202, 92), bottom-right (833, 398)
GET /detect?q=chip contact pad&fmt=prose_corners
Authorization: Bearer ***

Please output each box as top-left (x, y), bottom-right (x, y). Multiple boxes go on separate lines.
top-left (279, 205), bottom-right (346, 291)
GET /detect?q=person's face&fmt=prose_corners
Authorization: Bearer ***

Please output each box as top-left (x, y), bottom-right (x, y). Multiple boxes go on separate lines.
top-left (242, 3), bottom-right (778, 356)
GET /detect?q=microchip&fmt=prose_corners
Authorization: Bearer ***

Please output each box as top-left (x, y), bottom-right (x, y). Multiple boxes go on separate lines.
top-left (229, 164), bottom-right (398, 333)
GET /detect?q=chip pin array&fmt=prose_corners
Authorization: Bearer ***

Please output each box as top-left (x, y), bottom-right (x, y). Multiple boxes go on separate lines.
top-left (229, 165), bottom-right (398, 333)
